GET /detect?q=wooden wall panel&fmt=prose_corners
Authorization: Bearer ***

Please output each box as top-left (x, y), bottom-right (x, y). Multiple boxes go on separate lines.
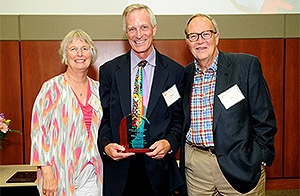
top-left (21, 41), bottom-right (64, 163)
top-left (0, 41), bottom-right (23, 164)
top-left (3, 39), bottom-right (298, 189)
top-left (20, 39), bottom-right (284, 177)
top-left (284, 38), bottom-right (300, 178)
top-left (93, 41), bottom-right (130, 80)
top-left (153, 40), bottom-right (194, 66)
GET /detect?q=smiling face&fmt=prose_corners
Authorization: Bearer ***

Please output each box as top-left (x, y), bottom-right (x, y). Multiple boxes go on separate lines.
top-left (186, 16), bottom-right (220, 68)
top-left (125, 9), bottom-right (157, 59)
top-left (66, 38), bottom-right (92, 72)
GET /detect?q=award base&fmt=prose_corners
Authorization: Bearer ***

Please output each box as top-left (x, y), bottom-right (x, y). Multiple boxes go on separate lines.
top-left (125, 148), bottom-right (152, 153)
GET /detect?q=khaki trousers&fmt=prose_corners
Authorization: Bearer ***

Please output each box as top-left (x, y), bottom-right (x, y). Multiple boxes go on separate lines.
top-left (185, 144), bottom-right (266, 196)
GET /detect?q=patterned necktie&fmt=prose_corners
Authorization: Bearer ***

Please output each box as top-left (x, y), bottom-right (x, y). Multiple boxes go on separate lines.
top-left (132, 60), bottom-right (147, 129)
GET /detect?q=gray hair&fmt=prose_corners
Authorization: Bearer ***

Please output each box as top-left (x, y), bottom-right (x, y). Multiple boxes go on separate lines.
top-left (122, 3), bottom-right (157, 32)
top-left (184, 14), bottom-right (219, 35)
top-left (58, 29), bottom-right (98, 65)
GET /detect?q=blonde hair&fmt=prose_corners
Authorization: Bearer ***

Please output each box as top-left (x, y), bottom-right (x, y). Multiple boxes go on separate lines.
top-left (58, 29), bottom-right (98, 65)
top-left (122, 3), bottom-right (157, 32)
top-left (184, 14), bottom-right (219, 35)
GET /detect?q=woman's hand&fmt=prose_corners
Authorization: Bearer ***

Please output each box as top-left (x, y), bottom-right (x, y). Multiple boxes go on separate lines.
top-left (40, 166), bottom-right (58, 196)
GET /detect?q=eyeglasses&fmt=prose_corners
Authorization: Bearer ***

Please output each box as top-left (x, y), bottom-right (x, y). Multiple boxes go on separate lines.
top-left (67, 46), bottom-right (90, 53)
top-left (186, 30), bottom-right (217, 42)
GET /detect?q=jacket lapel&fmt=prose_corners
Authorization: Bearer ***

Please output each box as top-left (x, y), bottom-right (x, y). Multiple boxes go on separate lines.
top-left (115, 53), bottom-right (132, 117)
top-left (146, 52), bottom-right (168, 118)
top-left (213, 52), bottom-right (232, 131)
top-left (183, 63), bottom-right (194, 127)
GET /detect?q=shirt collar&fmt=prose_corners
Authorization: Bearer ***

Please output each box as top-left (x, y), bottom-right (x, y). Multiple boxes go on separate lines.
top-left (131, 47), bottom-right (156, 68)
top-left (194, 51), bottom-right (219, 74)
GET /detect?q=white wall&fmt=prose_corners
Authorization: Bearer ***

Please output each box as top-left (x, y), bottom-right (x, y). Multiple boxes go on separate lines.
top-left (0, 0), bottom-right (299, 14)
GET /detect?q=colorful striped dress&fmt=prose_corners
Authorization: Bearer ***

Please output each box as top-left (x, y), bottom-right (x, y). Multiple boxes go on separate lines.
top-left (30, 74), bottom-right (103, 196)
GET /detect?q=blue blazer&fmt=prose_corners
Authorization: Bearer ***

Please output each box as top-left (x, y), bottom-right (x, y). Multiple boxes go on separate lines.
top-left (98, 49), bottom-right (185, 196)
top-left (182, 51), bottom-right (277, 193)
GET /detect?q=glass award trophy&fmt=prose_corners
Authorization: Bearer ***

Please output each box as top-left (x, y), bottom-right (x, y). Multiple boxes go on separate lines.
top-left (119, 114), bottom-right (151, 153)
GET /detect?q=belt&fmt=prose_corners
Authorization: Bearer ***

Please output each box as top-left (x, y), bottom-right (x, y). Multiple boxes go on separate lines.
top-left (186, 140), bottom-right (216, 154)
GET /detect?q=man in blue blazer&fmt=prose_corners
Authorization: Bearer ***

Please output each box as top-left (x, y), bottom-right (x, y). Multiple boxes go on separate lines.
top-left (181, 14), bottom-right (277, 195)
top-left (97, 4), bottom-right (184, 196)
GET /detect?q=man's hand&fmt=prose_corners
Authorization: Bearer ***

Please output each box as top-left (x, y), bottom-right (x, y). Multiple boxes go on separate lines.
top-left (146, 139), bottom-right (171, 159)
top-left (104, 143), bottom-right (135, 161)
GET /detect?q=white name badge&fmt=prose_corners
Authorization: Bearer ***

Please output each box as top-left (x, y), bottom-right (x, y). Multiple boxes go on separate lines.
top-left (88, 93), bottom-right (101, 111)
top-left (218, 84), bottom-right (245, 109)
top-left (162, 84), bottom-right (181, 107)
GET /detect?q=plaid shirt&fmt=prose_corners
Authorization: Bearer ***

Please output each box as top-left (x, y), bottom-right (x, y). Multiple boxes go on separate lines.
top-left (186, 54), bottom-right (218, 147)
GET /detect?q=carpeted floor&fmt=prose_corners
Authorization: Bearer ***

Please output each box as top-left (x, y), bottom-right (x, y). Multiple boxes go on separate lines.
top-left (266, 189), bottom-right (300, 196)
